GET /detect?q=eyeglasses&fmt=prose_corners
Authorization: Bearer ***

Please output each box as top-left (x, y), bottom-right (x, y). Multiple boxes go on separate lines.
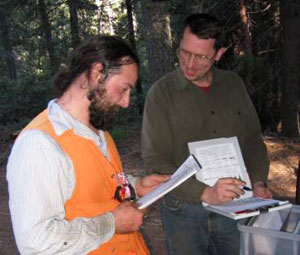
top-left (176, 48), bottom-right (216, 65)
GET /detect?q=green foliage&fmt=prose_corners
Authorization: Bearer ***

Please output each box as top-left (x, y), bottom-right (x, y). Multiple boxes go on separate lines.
top-left (0, 0), bottom-right (294, 136)
top-left (0, 76), bottom-right (52, 128)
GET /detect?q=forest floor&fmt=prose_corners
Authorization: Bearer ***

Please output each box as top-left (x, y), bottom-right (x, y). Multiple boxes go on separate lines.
top-left (0, 122), bottom-right (299, 255)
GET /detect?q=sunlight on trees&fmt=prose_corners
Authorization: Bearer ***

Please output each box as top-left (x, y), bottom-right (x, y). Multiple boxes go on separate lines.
top-left (0, 0), bottom-right (298, 138)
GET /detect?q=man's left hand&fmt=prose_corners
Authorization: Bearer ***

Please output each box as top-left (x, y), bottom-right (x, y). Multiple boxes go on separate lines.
top-left (253, 181), bottom-right (272, 199)
top-left (135, 174), bottom-right (170, 197)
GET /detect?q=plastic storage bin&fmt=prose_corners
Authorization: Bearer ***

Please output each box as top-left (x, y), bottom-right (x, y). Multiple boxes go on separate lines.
top-left (238, 205), bottom-right (300, 255)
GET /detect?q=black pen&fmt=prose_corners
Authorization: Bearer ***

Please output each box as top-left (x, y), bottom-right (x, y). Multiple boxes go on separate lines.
top-left (243, 186), bottom-right (252, 191)
top-left (236, 175), bottom-right (252, 191)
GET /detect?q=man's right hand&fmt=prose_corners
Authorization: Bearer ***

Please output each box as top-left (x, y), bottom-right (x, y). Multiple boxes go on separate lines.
top-left (112, 202), bottom-right (146, 234)
top-left (200, 178), bottom-right (246, 205)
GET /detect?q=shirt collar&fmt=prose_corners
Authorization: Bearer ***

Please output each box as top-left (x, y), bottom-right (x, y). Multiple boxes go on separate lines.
top-left (47, 99), bottom-right (108, 157)
top-left (175, 66), bottom-right (220, 91)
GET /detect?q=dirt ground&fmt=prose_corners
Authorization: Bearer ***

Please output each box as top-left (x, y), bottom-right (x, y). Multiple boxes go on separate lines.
top-left (0, 123), bottom-right (299, 255)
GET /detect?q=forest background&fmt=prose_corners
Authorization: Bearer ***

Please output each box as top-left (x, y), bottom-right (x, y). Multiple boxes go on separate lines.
top-left (0, 0), bottom-right (299, 254)
top-left (0, 0), bottom-right (299, 138)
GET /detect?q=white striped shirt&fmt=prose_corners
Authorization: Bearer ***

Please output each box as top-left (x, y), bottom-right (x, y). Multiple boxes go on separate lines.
top-left (6, 100), bottom-right (137, 254)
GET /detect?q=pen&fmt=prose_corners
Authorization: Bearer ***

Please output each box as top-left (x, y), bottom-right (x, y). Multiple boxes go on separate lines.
top-left (236, 175), bottom-right (252, 191)
top-left (243, 186), bottom-right (252, 191)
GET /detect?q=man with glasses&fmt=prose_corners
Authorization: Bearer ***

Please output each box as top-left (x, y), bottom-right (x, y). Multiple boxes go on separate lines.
top-left (7, 35), bottom-right (169, 254)
top-left (142, 13), bottom-right (271, 255)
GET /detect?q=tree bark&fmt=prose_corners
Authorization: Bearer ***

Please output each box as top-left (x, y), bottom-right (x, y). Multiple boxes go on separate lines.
top-left (125, 0), bottom-right (136, 50)
top-left (280, 0), bottom-right (300, 138)
top-left (97, 0), bottom-right (105, 34)
top-left (240, 0), bottom-right (254, 94)
top-left (125, 0), bottom-right (144, 114)
top-left (296, 159), bottom-right (300, 204)
top-left (38, 0), bottom-right (59, 73)
top-left (141, 0), bottom-right (174, 84)
top-left (0, 10), bottom-right (17, 80)
top-left (67, 0), bottom-right (80, 49)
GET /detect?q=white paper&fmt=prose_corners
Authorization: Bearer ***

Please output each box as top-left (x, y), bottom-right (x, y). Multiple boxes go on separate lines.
top-left (188, 137), bottom-right (252, 200)
top-left (136, 155), bottom-right (201, 209)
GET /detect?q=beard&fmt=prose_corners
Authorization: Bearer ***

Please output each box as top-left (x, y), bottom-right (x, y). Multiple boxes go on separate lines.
top-left (88, 86), bottom-right (121, 131)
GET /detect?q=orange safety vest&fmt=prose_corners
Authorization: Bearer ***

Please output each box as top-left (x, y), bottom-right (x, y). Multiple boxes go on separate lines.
top-left (23, 109), bottom-right (149, 255)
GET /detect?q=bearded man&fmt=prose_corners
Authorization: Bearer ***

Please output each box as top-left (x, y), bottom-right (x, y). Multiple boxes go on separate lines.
top-left (7, 35), bottom-right (168, 255)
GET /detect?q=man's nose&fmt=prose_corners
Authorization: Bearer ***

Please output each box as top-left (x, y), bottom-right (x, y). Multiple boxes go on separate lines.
top-left (186, 54), bottom-right (196, 68)
top-left (119, 91), bottom-right (130, 108)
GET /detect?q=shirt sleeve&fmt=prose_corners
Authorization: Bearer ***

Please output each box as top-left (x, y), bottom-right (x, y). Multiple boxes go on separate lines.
top-left (141, 85), bottom-right (207, 202)
top-left (141, 86), bottom-right (178, 174)
top-left (6, 130), bottom-right (115, 254)
top-left (239, 82), bottom-right (270, 185)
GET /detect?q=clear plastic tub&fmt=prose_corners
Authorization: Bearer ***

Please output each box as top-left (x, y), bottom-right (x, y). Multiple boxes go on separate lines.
top-left (238, 205), bottom-right (300, 255)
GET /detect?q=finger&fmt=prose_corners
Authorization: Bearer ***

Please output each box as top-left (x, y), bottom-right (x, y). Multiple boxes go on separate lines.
top-left (216, 182), bottom-right (245, 196)
top-left (137, 207), bottom-right (148, 215)
top-left (142, 208), bottom-right (150, 219)
top-left (214, 186), bottom-right (240, 202)
top-left (218, 193), bottom-right (237, 203)
top-left (218, 177), bottom-right (246, 186)
top-left (158, 175), bottom-right (171, 181)
top-left (226, 184), bottom-right (245, 196)
top-left (255, 188), bottom-right (272, 199)
top-left (223, 189), bottom-right (241, 200)
top-left (222, 195), bottom-right (237, 202)
top-left (150, 174), bottom-right (171, 183)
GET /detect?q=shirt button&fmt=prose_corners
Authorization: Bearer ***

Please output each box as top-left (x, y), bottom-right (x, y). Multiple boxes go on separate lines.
top-left (211, 110), bottom-right (215, 114)
top-left (110, 248), bottom-right (115, 252)
top-left (213, 130), bottom-right (216, 134)
top-left (64, 242), bottom-right (68, 245)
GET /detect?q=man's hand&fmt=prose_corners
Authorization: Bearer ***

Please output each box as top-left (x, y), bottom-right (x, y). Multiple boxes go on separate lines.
top-left (200, 178), bottom-right (246, 205)
top-left (253, 181), bottom-right (272, 199)
top-left (112, 202), bottom-right (147, 234)
top-left (135, 174), bottom-right (170, 197)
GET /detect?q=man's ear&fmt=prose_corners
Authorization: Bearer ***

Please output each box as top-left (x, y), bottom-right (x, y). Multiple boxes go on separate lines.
top-left (89, 62), bottom-right (104, 83)
top-left (215, 47), bottom-right (227, 61)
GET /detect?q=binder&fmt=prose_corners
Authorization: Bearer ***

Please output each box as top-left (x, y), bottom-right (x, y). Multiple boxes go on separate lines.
top-left (205, 197), bottom-right (292, 220)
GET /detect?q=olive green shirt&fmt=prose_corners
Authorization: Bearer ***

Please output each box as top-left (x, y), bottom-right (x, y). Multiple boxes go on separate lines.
top-left (141, 67), bottom-right (269, 203)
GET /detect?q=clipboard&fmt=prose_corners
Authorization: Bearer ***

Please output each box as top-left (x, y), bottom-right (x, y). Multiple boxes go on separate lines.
top-left (205, 197), bottom-right (292, 220)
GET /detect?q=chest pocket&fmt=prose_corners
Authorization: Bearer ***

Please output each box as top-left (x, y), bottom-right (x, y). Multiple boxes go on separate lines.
top-left (221, 108), bottom-right (245, 138)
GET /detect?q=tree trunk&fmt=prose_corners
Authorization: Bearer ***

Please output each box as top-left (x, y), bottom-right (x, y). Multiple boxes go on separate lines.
top-left (38, 0), bottom-right (59, 73)
top-left (0, 11), bottom-right (17, 80)
top-left (97, 0), bottom-right (105, 34)
top-left (280, 0), bottom-right (300, 138)
top-left (125, 0), bottom-right (136, 50)
top-left (67, 0), bottom-right (80, 49)
top-left (296, 159), bottom-right (300, 204)
top-left (141, 0), bottom-right (174, 84)
top-left (240, 0), bottom-right (254, 94)
top-left (125, 0), bottom-right (144, 114)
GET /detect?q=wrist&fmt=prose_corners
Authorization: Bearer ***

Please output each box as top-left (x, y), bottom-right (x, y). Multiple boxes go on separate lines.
top-left (200, 186), bottom-right (213, 203)
top-left (254, 181), bottom-right (267, 188)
